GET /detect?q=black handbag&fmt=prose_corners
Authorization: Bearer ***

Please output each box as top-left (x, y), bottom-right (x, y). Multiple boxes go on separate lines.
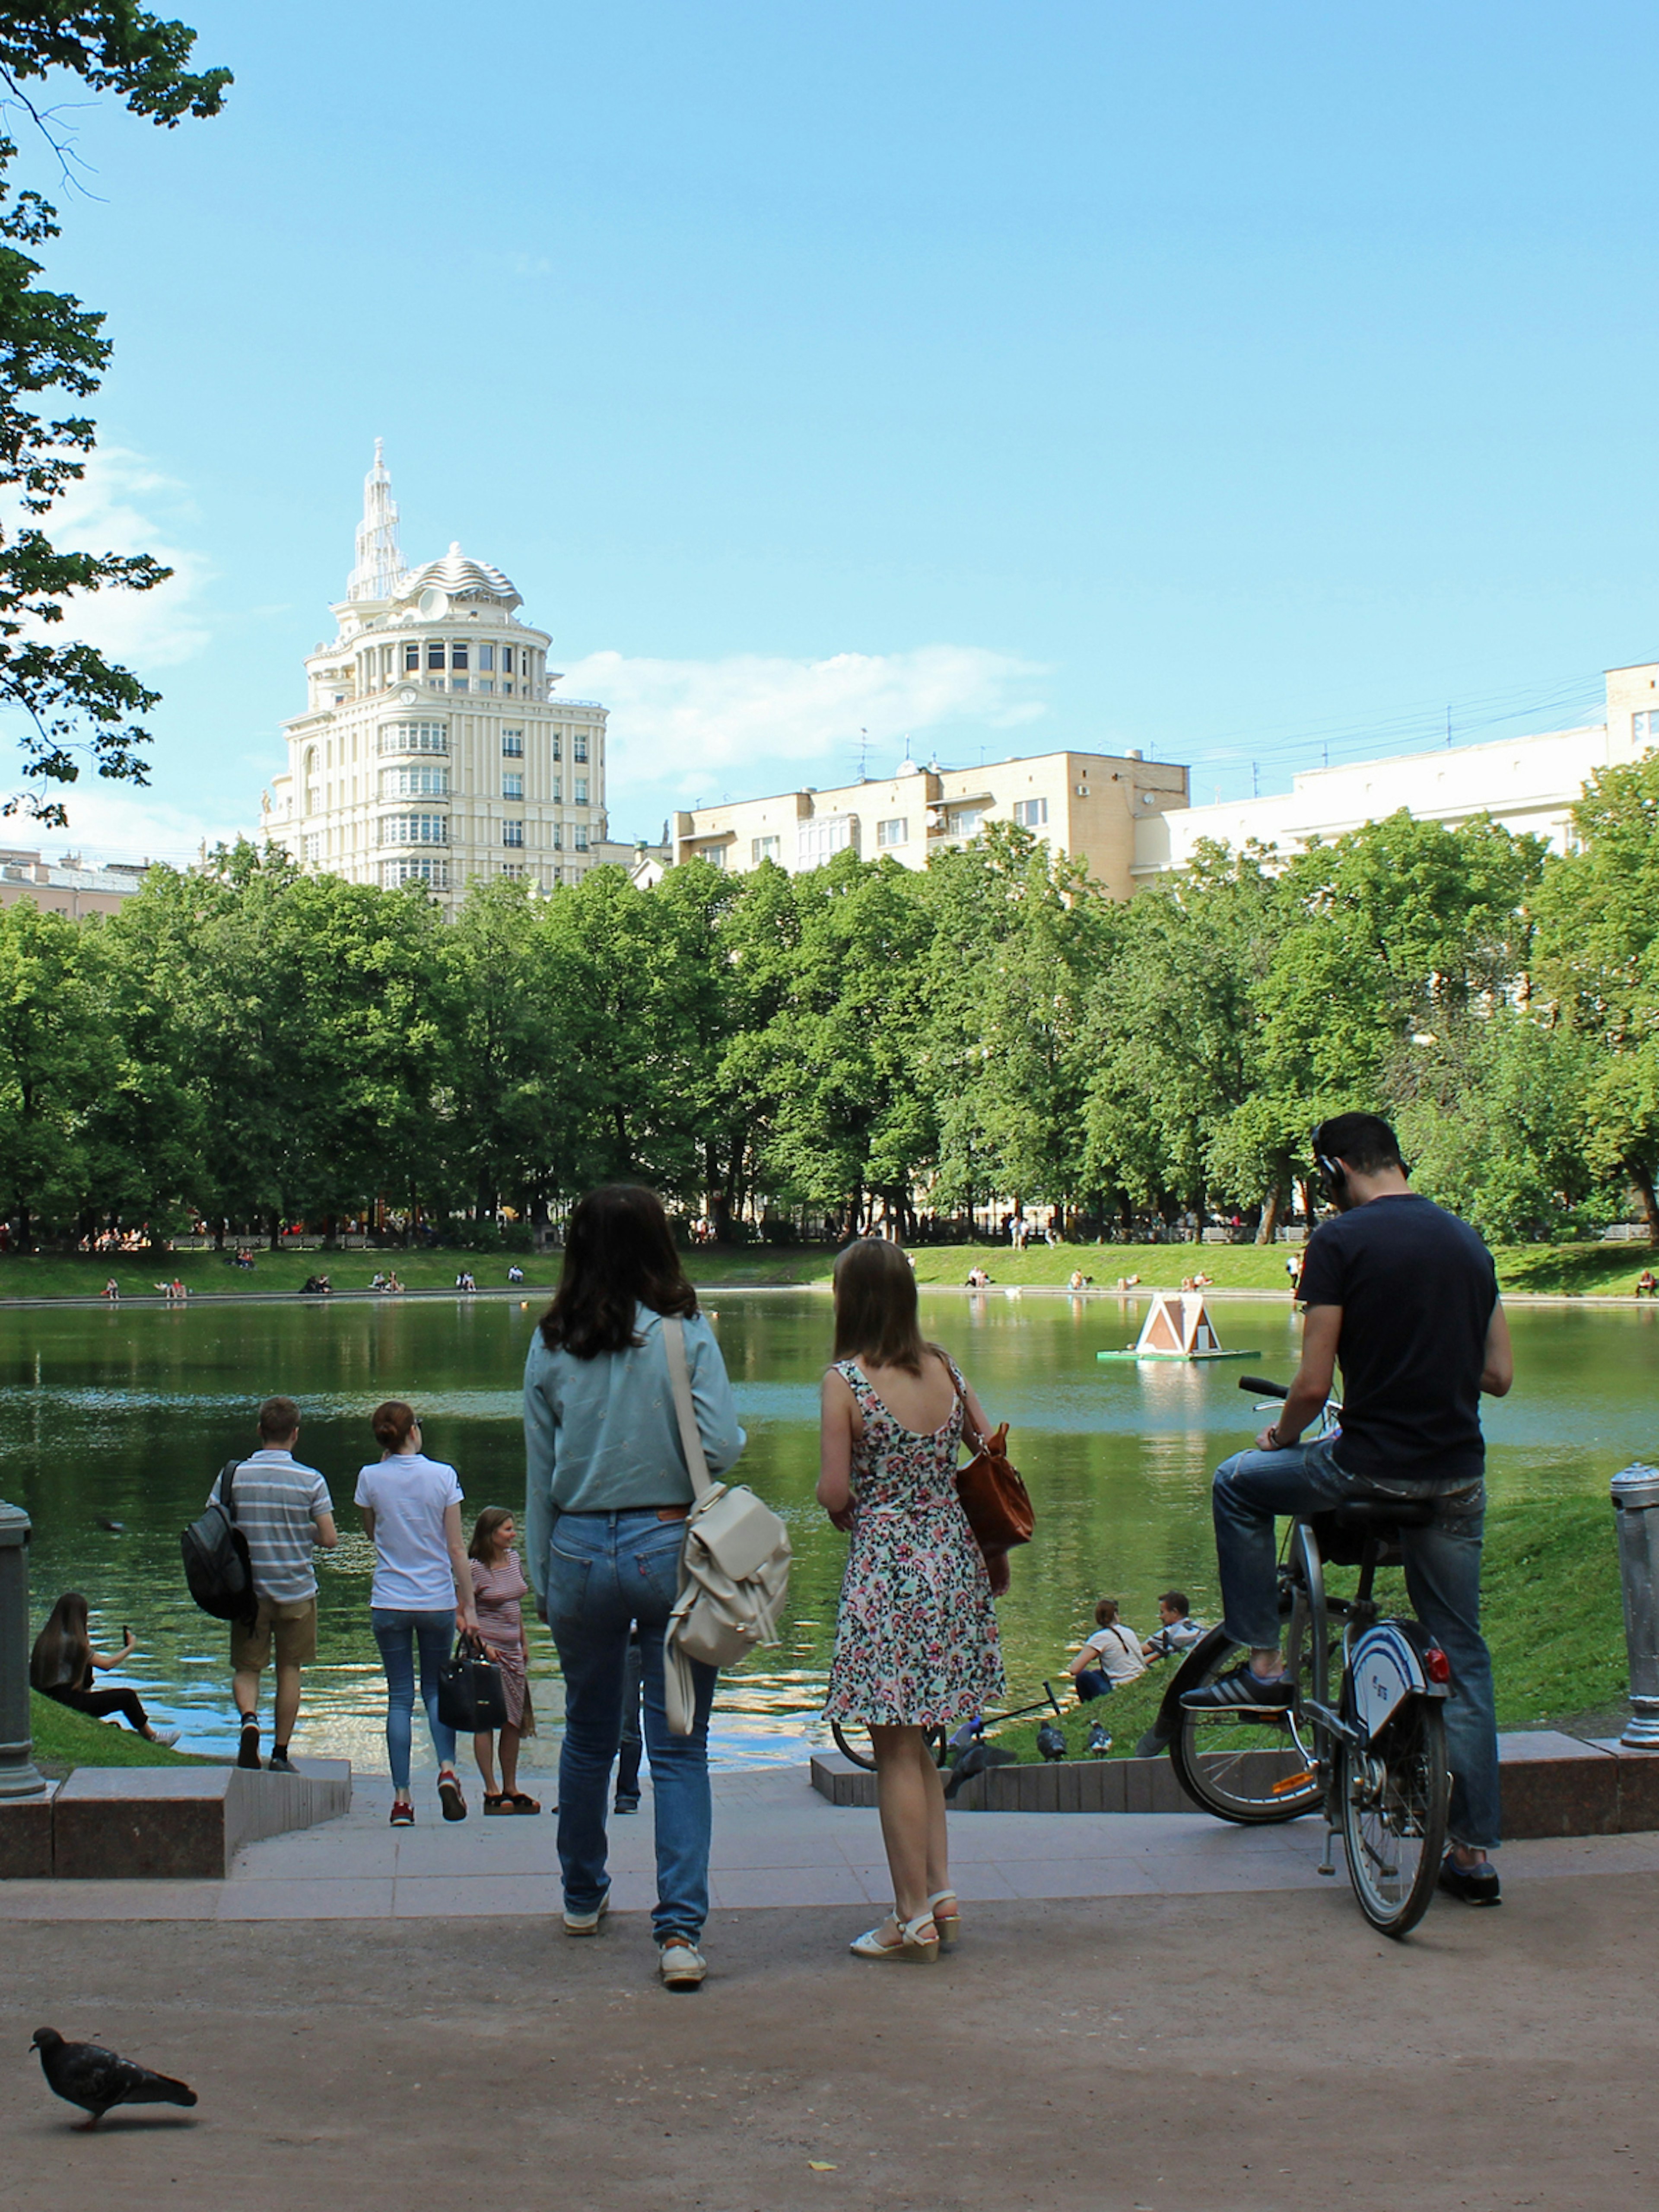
top-left (437, 1634), bottom-right (510, 1732)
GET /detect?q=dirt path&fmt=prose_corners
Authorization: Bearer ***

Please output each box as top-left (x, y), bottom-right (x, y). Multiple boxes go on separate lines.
top-left (4, 1877), bottom-right (1653, 2211)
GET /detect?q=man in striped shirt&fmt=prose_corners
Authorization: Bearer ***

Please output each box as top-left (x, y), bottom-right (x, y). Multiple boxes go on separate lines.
top-left (223, 1396), bottom-right (337, 1773)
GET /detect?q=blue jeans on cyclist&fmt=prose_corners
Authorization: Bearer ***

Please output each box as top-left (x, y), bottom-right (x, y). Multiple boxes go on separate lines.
top-left (1211, 1433), bottom-right (1499, 1853)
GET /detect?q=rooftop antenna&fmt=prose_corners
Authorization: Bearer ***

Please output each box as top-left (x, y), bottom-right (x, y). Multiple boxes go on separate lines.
top-left (856, 727), bottom-right (870, 782)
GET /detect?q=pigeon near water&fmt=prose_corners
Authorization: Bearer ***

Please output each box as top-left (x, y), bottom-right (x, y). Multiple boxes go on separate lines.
top-left (1036, 1719), bottom-right (1068, 1762)
top-left (31, 2028), bottom-right (198, 2130)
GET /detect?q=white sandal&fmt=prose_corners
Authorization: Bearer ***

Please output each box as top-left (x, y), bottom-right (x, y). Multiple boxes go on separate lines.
top-left (850, 1910), bottom-right (940, 1962)
top-left (927, 1889), bottom-right (960, 1947)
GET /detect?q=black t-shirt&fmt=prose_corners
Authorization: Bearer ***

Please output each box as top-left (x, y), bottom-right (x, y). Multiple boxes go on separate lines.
top-left (1296, 1194), bottom-right (1498, 1483)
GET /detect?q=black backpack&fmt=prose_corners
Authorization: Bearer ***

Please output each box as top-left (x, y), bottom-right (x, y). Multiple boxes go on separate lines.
top-left (181, 1460), bottom-right (258, 1624)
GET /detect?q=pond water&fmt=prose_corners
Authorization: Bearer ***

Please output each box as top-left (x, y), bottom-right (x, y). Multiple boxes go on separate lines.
top-left (3, 1290), bottom-right (1655, 1772)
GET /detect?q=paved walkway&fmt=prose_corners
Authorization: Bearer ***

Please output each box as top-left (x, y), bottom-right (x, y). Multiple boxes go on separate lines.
top-left (5, 1761), bottom-right (1658, 1920)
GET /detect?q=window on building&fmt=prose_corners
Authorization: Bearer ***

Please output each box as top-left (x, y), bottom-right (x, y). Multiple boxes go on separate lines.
top-left (450, 641), bottom-right (468, 670)
top-left (480, 644), bottom-right (495, 671)
top-left (381, 856), bottom-right (448, 889)
top-left (751, 835), bottom-right (781, 864)
top-left (503, 820), bottom-right (524, 848)
top-left (551, 823), bottom-right (563, 850)
top-left (500, 861), bottom-right (526, 878)
top-left (381, 763), bottom-right (449, 799)
top-left (1637, 710), bottom-right (1659, 741)
top-left (550, 732), bottom-right (562, 761)
top-left (573, 824), bottom-right (589, 852)
top-left (573, 732), bottom-right (589, 763)
top-left (501, 646), bottom-right (515, 674)
top-left (550, 776), bottom-right (562, 801)
top-left (1013, 798), bottom-right (1049, 829)
top-left (574, 778), bottom-right (588, 804)
top-left (502, 772), bottom-right (524, 799)
top-left (426, 639), bottom-right (445, 671)
top-left (948, 806), bottom-right (984, 839)
top-left (404, 641), bottom-right (420, 672)
top-left (877, 817), bottom-right (908, 849)
top-left (502, 729), bottom-right (524, 756)
top-left (303, 833), bottom-right (320, 863)
top-left (797, 813), bottom-right (855, 868)
top-left (477, 680), bottom-right (494, 693)
top-left (378, 813), bottom-right (448, 846)
top-left (378, 721), bottom-right (448, 756)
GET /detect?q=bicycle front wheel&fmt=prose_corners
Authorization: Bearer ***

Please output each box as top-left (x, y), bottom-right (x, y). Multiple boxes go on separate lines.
top-left (1169, 1634), bottom-right (1325, 1824)
top-left (1337, 1697), bottom-right (1449, 1938)
top-left (830, 1720), bottom-right (946, 1772)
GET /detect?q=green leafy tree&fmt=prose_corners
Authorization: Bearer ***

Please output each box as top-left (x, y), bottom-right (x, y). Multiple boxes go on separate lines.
top-left (0, 5), bottom-right (228, 822)
top-left (0, 894), bottom-right (111, 1243)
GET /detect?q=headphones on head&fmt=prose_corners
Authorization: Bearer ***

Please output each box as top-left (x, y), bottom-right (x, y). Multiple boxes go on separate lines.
top-left (1310, 1125), bottom-right (1349, 1206)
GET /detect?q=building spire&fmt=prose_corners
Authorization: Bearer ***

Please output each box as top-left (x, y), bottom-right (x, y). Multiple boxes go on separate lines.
top-left (347, 438), bottom-right (406, 601)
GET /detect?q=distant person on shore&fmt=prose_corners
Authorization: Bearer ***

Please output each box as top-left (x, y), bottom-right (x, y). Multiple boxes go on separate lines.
top-left (1141, 1591), bottom-right (1207, 1661)
top-left (1068, 1269), bottom-right (1092, 1290)
top-left (226, 1396), bottom-right (338, 1774)
top-left (356, 1401), bottom-right (477, 1827)
top-left (30, 1594), bottom-right (179, 1746)
top-left (524, 1184), bottom-right (746, 1990)
top-left (1637, 1269), bottom-right (1657, 1299)
top-left (507, 1265), bottom-right (525, 1285)
top-left (467, 1507), bottom-right (540, 1814)
top-left (102, 1277), bottom-right (119, 1302)
top-left (820, 1238), bottom-right (1005, 1962)
top-left (965, 1265), bottom-right (991, 1288)
top-left (1067, 1599), bottom-right (1148, 1702)
top-left (1285, 1251), bottom-right (1303, 1297)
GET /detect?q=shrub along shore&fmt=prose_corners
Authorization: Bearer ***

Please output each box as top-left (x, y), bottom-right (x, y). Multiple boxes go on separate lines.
top-left (1, 1238), bottom-right (1653, 1304)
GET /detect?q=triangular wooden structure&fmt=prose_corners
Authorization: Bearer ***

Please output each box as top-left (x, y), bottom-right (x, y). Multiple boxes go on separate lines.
top-left (1135, 1291), bottom-right (1220, 1356)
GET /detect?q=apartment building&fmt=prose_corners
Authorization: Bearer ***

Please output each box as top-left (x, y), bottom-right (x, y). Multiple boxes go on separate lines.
top-left (674, 748), bottom-right (1190, 899)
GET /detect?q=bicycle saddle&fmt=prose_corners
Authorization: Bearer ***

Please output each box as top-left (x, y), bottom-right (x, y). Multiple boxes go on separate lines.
top-left (1332, 1500), bottom-right (1436, 1530)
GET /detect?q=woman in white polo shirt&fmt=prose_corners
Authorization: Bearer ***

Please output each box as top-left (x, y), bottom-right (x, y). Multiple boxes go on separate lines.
top-left (356, 1401), bottom-right (478, 1826)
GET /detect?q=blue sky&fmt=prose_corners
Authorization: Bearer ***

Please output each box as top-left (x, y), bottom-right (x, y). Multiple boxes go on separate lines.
top-left (12, 1), bottom-right (1659, 860)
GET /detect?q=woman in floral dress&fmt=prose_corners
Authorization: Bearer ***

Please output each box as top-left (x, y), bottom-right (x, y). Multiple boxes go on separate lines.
top-left (820, 1239), bottom-right (1004, 1962)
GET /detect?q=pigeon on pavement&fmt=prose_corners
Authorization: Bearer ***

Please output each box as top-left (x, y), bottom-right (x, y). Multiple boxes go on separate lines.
top-left (31, 2028), bottom-right (198, 2130)
top-left (1036, 1719), bottom-right (1068, 1762)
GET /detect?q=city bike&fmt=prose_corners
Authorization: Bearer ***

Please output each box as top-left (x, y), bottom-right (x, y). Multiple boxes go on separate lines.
top-left (1150, 1376), bottom-right (1453, 1937)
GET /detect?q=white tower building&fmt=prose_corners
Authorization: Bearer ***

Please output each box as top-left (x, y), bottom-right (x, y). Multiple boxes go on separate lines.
top-left (264, 448), bottom-right (611, 910)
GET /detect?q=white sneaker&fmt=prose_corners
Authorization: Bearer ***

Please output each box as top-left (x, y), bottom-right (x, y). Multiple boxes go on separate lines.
top-left (147, 1728), bottom-right (181, 1749)
top-left (562, 1890), bottom-right (611, 1936)
top-left (658, 1937), bottom-right (706, 1990)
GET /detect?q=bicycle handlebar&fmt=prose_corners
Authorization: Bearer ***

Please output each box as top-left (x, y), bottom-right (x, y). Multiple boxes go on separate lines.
top-left (1238, 1374), bottom-right (1289, 1399)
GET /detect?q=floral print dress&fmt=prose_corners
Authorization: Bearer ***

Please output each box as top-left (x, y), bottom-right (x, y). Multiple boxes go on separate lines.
top-left (824, 1357), bottom-right (1004, 1726)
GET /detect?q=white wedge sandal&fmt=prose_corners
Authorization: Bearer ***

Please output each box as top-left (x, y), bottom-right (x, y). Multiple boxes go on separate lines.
top-left (849, 1909), bottom-right (940, 1962)
top-left (927, 1890), bottom-right (960, 1948)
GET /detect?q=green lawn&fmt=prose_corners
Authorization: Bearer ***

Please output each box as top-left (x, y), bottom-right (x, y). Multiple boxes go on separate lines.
top-left (6, 1238), bottom-right (1653, 1303)
top-left (989, 1492), bottom-right (1627, 1764)
top-left (29, 1690), bottom-right (213, 1780)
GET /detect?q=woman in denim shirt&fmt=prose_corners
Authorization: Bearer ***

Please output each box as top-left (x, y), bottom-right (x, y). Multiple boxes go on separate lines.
top-left (524, 1185), bottom-right (744, 1990)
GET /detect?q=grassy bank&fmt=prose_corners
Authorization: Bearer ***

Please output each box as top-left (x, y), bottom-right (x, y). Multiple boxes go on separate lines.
top-left (3, 1239), bottom-right (1656, 1303)
top-left (29, 1691), bottom-right (212, 1780)
top-left (990, 1492), bottom-right (1627, 1763)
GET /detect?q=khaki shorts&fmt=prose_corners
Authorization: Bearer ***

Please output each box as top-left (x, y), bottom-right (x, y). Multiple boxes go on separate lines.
top-left (231, 1595), bottom-right (318, 1672)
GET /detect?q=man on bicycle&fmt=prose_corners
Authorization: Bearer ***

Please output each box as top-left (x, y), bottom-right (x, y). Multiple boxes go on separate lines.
top-left (1182, 1112), bottom-right (1513, 1905)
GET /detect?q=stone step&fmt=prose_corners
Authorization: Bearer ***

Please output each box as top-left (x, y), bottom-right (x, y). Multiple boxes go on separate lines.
top-left (1, 1760), bottom-right (352, 1879)
top-left (810, 1733), bottom-right (1659, 1837)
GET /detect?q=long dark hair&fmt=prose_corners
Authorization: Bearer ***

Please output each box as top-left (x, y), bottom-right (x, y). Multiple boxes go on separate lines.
top-left (540, 1185), bottom-right (698, 1360)
top-left (832, 1238), bottom-right (934, 1375)
top-left (30, 1591), bottom-right (92, 1693)
top-left (468, 1506), bottom-right (515, 1563)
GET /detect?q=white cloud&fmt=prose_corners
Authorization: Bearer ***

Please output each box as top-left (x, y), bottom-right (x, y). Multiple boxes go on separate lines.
top-left (2, 783), bottom-right (251, 871)
top-left (557, 644), bottom-right (1048, 798)
top-left (12, 446), bottom-right (212, 668)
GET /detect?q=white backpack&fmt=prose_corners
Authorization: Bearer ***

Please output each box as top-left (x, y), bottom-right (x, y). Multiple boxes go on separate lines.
top-left (661, 1316), bottom-right (792, 1735)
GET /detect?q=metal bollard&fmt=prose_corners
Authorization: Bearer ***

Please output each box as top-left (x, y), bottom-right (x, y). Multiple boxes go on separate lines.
top-left (0, 1498), bottom-right (46, 1798)
top-left (1611, 1463), bottom-right (1659, 1749)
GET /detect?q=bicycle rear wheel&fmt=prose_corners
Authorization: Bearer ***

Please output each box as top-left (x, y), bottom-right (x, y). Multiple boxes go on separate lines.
top-left (1337, 1698), bottom-right (1449, 1938)
top-left (830, 1720), bottom-right (946, 1772)
top-left (1169, 1632), bottom-right (1325, 1824)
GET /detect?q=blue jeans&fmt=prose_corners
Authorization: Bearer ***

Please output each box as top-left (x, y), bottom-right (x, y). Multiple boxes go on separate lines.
top-left (370, 1608), bottom-right (457, 1790)
top-left (1212, 1435), bottom-right (1499, 1852)
top-left (546, 1510), bottom-right (717, 1944)
top-left (1074, 1670), bottom-right (1115, 1703)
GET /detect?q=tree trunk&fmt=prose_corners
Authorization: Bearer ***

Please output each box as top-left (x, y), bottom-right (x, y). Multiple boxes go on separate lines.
top-left (322, 1213), bottom-right (338, 1252)
top-left (266, 1209), bottom-right (281, 1254)
top-left (1256, 1183), bottom-right (1284, 1245)
top-left (1627, 1156), bottom-right (1659, 1246)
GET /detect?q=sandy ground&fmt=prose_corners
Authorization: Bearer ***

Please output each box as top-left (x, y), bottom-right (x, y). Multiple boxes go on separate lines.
top-left (4, 1875), bottom-right (1655, 2212)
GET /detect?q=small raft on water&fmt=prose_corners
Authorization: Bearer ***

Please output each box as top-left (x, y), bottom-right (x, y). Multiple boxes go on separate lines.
top-left (1097, 1290), bottom-right (1261, 1364)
